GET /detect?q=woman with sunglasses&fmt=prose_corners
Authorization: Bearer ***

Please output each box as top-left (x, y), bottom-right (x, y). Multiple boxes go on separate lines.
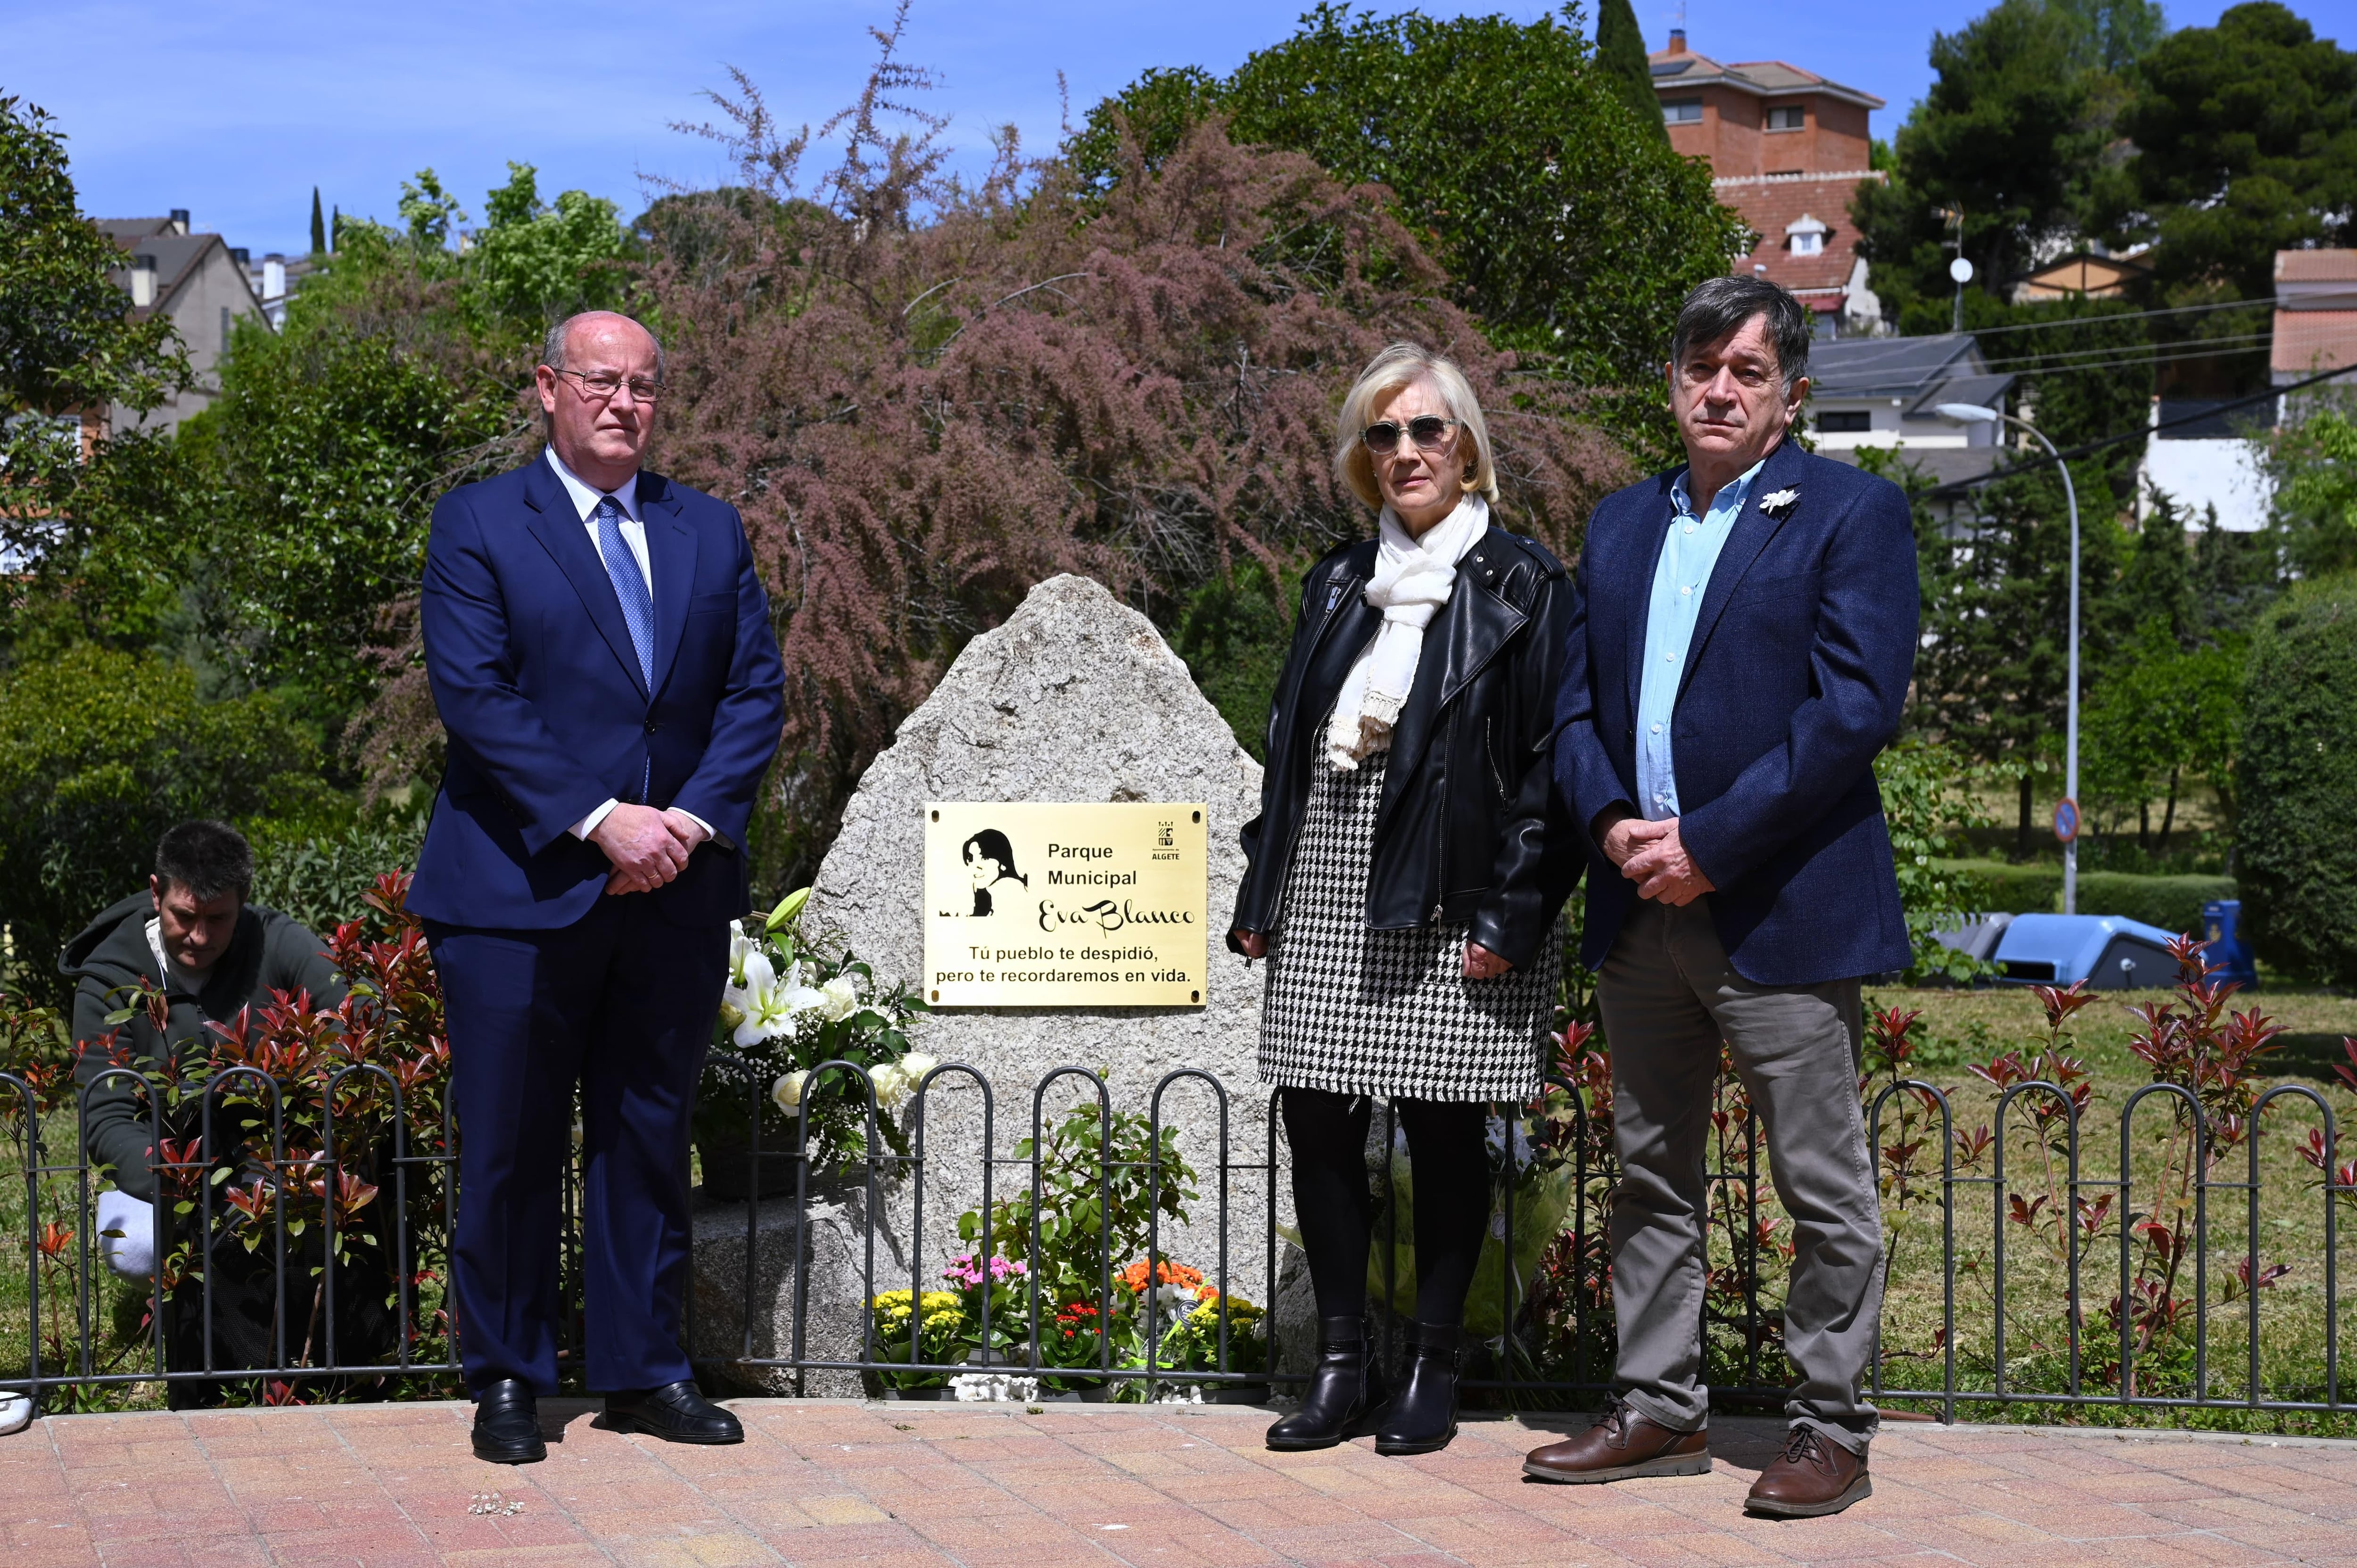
top-left (1229, 343), bottom-right (1576, 1456)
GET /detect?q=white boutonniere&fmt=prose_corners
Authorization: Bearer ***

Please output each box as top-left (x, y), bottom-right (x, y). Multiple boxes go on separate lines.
top-left (1758, 487), bottom-right (1801, 519)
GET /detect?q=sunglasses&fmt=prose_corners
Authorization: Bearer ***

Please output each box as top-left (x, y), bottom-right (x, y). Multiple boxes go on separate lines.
top-left (1360, 415), bottom-right (1460, 455)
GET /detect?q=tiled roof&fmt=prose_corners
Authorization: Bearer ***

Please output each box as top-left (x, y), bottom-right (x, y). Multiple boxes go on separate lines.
top-left (96, 217), bottom-right (178, 241)
top-left (1719, 173), bottom-right (1877, 301)
top-left (2272, 310), bottom-right (2357, 375)
top-left (2277, 250), bottom-right (2357, 284)
top-left (1647, 48), bottom-right (1884, 108)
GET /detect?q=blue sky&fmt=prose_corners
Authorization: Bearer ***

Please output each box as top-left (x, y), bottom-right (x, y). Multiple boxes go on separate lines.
top-left (7, 0), bottom-right (2259, 257)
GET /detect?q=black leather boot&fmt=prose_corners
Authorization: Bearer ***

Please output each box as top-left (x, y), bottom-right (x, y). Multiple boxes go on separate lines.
top-left (1266, 1315), bottom-right (1391, 1451)
top-left (1374, 1320), bottom-right (1459, 1456)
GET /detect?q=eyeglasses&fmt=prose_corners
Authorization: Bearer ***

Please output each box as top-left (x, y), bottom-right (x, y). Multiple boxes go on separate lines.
top-left (555, 368), bottom-right (664, 404)
top-left (1360, 415), bottom-right (1459, 455)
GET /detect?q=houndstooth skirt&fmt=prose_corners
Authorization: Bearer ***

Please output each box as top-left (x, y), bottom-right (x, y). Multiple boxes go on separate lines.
top-left (1258, 751), bottom-right (1558, 1103)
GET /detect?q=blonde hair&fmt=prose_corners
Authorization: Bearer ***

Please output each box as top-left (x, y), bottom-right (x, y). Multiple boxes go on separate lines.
top-left (1332, 343), bottom-right (1500, 512)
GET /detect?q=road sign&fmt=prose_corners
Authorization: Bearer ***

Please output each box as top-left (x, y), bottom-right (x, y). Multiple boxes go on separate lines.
top-left (2053, 797), bottom-right (2080, 844)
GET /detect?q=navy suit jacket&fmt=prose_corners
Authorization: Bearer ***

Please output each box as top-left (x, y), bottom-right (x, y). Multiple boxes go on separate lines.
top-left (410, 456), bottom-right (787, 931)
top-left (1552, 439), bottom-right (1919, 986)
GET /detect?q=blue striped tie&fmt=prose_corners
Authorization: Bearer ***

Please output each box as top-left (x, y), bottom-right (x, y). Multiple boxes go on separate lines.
top-left (594, 495), bottom-right (655, 799)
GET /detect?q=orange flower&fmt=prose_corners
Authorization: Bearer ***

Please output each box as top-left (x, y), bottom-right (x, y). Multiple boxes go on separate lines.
top-left (1116, 1258), bottom-right (1204, 1293)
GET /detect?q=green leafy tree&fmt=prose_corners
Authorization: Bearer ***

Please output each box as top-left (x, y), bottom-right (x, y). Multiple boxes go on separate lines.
top-left (0, 95), bottom-right (189, 616)
top-left (0, 647), bottom-right (321, 1005)
top-left (2236, 573), bottom-right (2357, 986)
top-left (1853, 0), bottom-right (2104, 323)
top-left (1887, 453), bottom-right (2129, 853)
top-left (2119, 2), bottom-right (2357, 304)
top-left (2081, 618), bottom-right (2242, 849)
top-left (396, 168), bottom-right (467, 253)
top-left (1070, 3), bottom-right (1745, 459)
top-left (471, 161), bottom-right (632, 330)
top-left (2049, 0), bottom-right (2170, 73)
top-left (1874, 738), bottom-right (1998, 982)
top-left (2266, 399), bottom-right (2357, 577)
top-left (169, 299), bottom-right (516, 717)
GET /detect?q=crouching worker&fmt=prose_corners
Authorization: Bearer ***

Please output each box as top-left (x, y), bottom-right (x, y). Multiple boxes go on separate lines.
top-left (60, 820), bottom-right (389, 1406)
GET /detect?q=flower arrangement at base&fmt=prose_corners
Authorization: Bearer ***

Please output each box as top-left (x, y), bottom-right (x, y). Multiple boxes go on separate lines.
top-left (868, 1289), bottom-right (968, 1389)
top-left (698, 887), bottom-right (932, 1183)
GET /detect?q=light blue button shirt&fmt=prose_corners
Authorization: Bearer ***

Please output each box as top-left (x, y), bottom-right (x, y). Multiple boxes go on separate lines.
top-left (1634, 457), bottom-right (1765, 821)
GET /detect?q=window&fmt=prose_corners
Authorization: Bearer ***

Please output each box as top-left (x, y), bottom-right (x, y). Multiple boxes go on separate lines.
top-left (1766, 105), bottom-right (1805, 131)
top-left (1816, 410), bottom-right (1871, 433)
top-left (1662, 98), bottom-right (1702, 124)
top-left (1791, 231), bottom-right (1824, 256)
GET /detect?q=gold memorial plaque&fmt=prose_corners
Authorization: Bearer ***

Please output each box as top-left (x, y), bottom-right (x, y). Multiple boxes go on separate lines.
top-left (923, 802), bottom-right (1209, 1007)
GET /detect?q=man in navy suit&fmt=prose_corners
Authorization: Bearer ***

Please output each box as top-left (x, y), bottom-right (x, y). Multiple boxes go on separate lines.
top-left (1523, 279), bottom-right (1918, 1516)
top-left (412, 311), bottom-right (785, 1462)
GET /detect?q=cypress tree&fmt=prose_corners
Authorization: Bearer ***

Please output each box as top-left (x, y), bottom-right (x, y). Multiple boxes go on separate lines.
top-left (309, 186), bottom-right (325, 254)
top-left (1596, 0), bottom-right (1667, 140)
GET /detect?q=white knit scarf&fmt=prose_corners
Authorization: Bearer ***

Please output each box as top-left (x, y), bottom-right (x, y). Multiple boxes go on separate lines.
top-left (1324, 493), bottom-right (1489, 769)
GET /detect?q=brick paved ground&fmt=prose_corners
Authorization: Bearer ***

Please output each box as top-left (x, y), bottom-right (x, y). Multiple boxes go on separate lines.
top-left (6, 1399), bottom-right (2357, 1567)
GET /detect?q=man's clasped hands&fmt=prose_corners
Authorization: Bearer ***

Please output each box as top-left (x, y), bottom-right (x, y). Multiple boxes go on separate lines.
top-left (590, 803), bottom-right (710, 896)
top-left (1596, 808), bottom-right (1715, 907)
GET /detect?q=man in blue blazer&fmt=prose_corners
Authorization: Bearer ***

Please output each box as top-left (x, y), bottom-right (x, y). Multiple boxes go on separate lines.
top-left (412, 311), bottom-right (785, 1462)
top-left (1523, 279), bottom-right (1918, 1517)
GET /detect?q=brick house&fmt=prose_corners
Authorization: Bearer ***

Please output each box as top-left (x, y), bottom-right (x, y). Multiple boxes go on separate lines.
top-left (1649, 30), bottom-right (1887, 338)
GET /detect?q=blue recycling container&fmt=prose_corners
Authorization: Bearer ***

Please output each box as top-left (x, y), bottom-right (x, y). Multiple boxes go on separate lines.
top-left (1992, 913), bottom-right (2184, 990)
top-left (2200, 899), bottom-right (2259, 991)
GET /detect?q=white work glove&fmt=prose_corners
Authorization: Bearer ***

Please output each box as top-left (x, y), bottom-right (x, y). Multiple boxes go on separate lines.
top-left (96, 1189), bottom-right (157, 1281)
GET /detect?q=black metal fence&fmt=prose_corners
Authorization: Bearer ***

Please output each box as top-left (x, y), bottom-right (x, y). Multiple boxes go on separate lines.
top-left (6, 1056), bottom-right (2353, 1419)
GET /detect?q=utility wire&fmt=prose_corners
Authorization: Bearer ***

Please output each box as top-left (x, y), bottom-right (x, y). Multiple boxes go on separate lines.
top-left (1953, 294), bottom-right (2275, 337)
top-left (1971, 331), bottom-right (2275, 373)
top-left (1921, 361), bottom-right (2352, 501)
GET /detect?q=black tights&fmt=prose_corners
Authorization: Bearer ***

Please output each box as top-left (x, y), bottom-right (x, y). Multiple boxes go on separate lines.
top-left (1281, 1086), bottom-right (1489, 1327)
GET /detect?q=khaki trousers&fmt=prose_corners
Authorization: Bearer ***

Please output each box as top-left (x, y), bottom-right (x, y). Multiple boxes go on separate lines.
top-left (1598, 897), bottom-right (1883, 1453)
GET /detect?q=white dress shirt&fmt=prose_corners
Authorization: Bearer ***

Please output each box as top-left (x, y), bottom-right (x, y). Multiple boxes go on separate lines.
top-left (544, 446), bottom-right (714, 847)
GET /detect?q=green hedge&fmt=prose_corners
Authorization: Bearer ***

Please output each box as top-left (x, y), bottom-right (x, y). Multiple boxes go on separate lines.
top-left (1937, 860), bottom-right (2235, 935)
top-left (2238, 574), bottom-right (2357, 986)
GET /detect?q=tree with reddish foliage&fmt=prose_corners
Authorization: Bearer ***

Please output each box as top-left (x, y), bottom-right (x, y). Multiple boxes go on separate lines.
top-left (635, 36), bottom-right (1629, 884)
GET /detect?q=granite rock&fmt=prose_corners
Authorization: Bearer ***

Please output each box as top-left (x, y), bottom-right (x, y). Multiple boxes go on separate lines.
top-left (687, 1180), bottom-right (910, 1398)
top-left (804, 574), bottom-right (1280, 1305)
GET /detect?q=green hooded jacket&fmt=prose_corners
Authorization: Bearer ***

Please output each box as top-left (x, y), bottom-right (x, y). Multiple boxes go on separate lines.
top-left (60, 892), bottom-right (347, 1201)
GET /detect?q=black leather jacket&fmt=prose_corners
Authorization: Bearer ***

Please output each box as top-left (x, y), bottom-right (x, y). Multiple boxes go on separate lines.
top-left (1228, 525), bottom-right (1579, 970)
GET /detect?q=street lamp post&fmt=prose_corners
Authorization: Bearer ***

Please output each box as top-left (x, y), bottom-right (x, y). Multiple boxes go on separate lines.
top-left (1935, 402), bottom-right (2081, 916)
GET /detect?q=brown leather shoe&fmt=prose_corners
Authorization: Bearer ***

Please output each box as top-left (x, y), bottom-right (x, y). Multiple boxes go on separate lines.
top-left (1523, 1396), bottom-right (1710, 1484)
top-left (1746, 1424), bottom-right (1871, 1517)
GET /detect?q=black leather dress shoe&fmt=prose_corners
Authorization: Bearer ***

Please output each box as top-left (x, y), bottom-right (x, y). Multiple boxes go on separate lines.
top-left (471, 1378), bottom-right (546, 1465)
top-left (602, 1380), bottom-right (743, 1444)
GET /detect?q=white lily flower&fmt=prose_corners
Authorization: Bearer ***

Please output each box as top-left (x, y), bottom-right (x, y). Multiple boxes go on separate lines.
top-left (727, 922), bottom-right (754, 987)
top-left (772, 1070), bottom-right (810, 1112)
top-left (740, 950), bottom-right (776, 997)
top-left (735, 948), bottom-right (801, 1047)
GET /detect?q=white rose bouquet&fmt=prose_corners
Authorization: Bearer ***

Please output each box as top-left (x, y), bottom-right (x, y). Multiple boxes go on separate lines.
top-left (699, 887), bottom-right (933, 1176)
